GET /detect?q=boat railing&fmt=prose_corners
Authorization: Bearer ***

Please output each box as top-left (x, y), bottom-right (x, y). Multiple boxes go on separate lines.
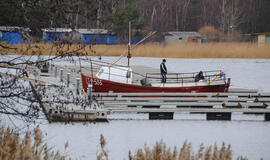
top-left (145, 70), bottom-right (227, 86)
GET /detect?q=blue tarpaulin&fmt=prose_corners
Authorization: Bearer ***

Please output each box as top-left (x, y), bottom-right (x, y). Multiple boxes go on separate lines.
top-left (107, 35), bottom-right (117, 44)
top-left (0, 29), bottom-right (26, 44)
top-left (82, 34), bottom-right (117, 44)
top-left (44, 32), bottom-right (64, 42)
top-left (122, 36), bottom-right (143, 44)
top-left (132, 36), bottom-right (142, 44)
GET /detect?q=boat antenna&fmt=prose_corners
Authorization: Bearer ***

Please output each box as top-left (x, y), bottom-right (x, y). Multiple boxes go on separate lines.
top-left (127, 21), bottom-right (131, 67)
top-left (78, 56), bottom-right (82, 74)
top-left (90, 58), bottom-right (94, 78)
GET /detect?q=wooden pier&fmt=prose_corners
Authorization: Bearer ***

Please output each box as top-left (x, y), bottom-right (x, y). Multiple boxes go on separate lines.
top-left (3, 60), bottom-right (270, 122)
top-left (46, 107), bottom-right (108, 122)
top-left (30, 82), bottom-right (108, 123)
top-left (23, 64), bottom-right (270, 122)
top-left (93, 92), bottom-right (270, 121)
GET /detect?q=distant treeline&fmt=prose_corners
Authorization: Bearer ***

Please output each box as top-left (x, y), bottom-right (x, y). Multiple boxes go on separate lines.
top-left (1, 0), bottom-right (270, 41)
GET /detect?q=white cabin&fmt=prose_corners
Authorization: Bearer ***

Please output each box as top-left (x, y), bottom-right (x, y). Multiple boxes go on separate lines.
top-left (96, 66), bottom-right (132, 84)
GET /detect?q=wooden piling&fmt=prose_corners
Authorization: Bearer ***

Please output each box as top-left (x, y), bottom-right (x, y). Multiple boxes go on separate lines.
top-left (149, 112), bottom-right (174, 120)
top-left (54, 67), bottom-right (57, 78)
top-left (206, 112), bottom-right (231, 120)
top-left (67, 73), bottom-right (70, 87)
top-left (60, 69), bottom-right (63, 82)
top-left (265, 113), bottom-right (270, 121)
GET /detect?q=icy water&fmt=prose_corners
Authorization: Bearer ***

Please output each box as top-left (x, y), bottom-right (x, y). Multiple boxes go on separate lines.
top-left (44, 119), bottom-right (270, 160)
top-left (3, 57), bottom-right (270, 160)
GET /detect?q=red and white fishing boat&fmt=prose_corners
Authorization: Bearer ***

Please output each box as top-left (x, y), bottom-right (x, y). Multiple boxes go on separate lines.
top-left (81, 26), bottom-right (230, 93)
top-left (81, 66), bottom-right (230, 93)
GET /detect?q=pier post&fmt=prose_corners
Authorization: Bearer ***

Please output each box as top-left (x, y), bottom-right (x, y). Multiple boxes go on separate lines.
top-left (54, 67), bottom-right (57, 78)
top-left (143, 105), bottom-right (160, 108)
top-left (76, 78), bottom-right (80, 95)
top-left (149, 112), bottom-right (174, 120)
top-left (206, 112), bottom-right (231, 120)
top-left (87, 84), bottom-right (93, 103)
top-left (265, 113), bottom-right (270, 121)
top-left (49, 63), bottom-right (53, 73)
top-left (67, 73), bottom-right (70, 87)
top-left (60, 69), bottom-right (63, 82)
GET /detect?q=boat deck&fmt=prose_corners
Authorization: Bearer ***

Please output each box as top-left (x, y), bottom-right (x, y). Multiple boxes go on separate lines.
top-left (150, 80), bottom-right (226, 87)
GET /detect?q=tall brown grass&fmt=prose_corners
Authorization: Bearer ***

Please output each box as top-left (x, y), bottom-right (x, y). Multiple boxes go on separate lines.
top-left (0, 124), bottom-right (251, 160)
top-left (97, 134), bottom-right (249, 160)
top-left (1, 42), bottom-right (270, 58)
top-left (97, 134), bottom-right (109, 160)
top-left (132, 43), bottom-right (270, 58)
top-left (0, 124), bottom-right (69, 160)
top-left (129, 141), bottom-right (248, 160)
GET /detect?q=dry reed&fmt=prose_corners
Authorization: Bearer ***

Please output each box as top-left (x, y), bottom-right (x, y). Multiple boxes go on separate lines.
top-left (1, 42), bottom-right (270, 58)
top-left (0, 124), bottom-right (69, 160)
top-left (129, 140), bottom-right (248, 160)
top-left (97, 134), bottom-right (109, 160)
top-left (96, 134), bottom-right (249, 160)
top-left (0, 124), bottom-right (251, 160)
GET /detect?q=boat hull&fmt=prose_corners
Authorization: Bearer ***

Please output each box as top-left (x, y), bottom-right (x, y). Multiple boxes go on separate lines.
top-left (81, 74), bottom-right (230, 93)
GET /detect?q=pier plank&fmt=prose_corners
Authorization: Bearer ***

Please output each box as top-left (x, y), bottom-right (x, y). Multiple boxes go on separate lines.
top-left (106, 107), bottom-right (270, 113)
top-left (94, 97), bottom-right (270, 103)
top-left (93, 92), bottom-right (270, 97)
top-left (101, 101), bottom-right (269, 107)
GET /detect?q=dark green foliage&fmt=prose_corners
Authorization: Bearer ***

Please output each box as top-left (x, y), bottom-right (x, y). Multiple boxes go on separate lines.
top-left (0, 0), bottom-right (52, 36)
top-left (0, 0), bottom-right (24, 26)
top-left (109, 3), bottom-right (144, 40)
top-left (0, 0), bottom-right (270, 40)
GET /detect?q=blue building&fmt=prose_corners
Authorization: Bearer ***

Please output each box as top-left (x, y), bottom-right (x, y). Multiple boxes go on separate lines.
top-left (0, 26), bottom-right (30, 44)
top-left (42, 28), bottom-right (117, 44)
top-left (42, 28), bottom-right (73, 42)
top-left (75, 29), bottom-right (117, 44)
top-left (41, 28), bottom-right (143, 45)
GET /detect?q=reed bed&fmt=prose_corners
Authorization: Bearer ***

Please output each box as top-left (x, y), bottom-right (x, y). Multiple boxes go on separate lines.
top-left (97, 134), bottom-right (249, 160)
top-left (0, 124), bottom-right (250, 160)
top-left (132, 43), bottom-right (270, 58)
top-left (129, 141), bottom-right (248, 160)
top-left (1, 42), bottom-right (270, 58)
top-left (0, 124), bottom-right (69, 160)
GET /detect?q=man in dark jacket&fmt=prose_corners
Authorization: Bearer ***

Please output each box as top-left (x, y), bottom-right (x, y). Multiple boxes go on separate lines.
top-left (160, 59), bottom-right (167, 83)
top-left (195, 71), bottom-right (205, 82)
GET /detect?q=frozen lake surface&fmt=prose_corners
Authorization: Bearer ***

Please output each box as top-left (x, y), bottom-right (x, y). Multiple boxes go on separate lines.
top-left (44, 119), bottom-right (270, 160)
top-left (2, 56), bottom-right (270, 160)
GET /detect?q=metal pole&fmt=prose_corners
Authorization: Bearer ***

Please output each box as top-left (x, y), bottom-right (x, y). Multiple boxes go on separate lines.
top-left (87, 84), bottom-right (93, 103)
top-left (60, 69), bottom-right (63, 82)
top-left (67, 73), bottom-right (70, 87)
top-left (128, 21), bottom-right (131, 67)
top-left (54, 67), bottom-right (57, 78)
top-left (76, 78), bottom-right (80, 95)
top-left (90, 58), bottom-right (93, 77)
top-left (109, 67), bottom-right (111, 80)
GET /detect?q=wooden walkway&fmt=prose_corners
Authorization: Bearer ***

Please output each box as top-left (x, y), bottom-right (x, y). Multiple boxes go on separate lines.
top-left (93, 92), bottom-right (270, 121)
top-left (107, 107), bottom-right (270, 113)
top-left (93, 92), bottom-right (270, 107)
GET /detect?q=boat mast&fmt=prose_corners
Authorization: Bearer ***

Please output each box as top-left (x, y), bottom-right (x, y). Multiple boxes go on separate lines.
top-left (108, 30), bottom-right (156, 67)
top-left (127, 21), bottom-right (131, 67)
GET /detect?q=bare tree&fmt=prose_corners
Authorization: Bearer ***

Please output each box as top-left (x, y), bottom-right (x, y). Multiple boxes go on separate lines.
top-left (0, 41), bottom-right (91, 123)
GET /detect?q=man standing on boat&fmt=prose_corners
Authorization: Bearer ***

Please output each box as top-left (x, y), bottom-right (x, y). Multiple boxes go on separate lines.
top-left (160, 59), bottom-right (167, 83)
